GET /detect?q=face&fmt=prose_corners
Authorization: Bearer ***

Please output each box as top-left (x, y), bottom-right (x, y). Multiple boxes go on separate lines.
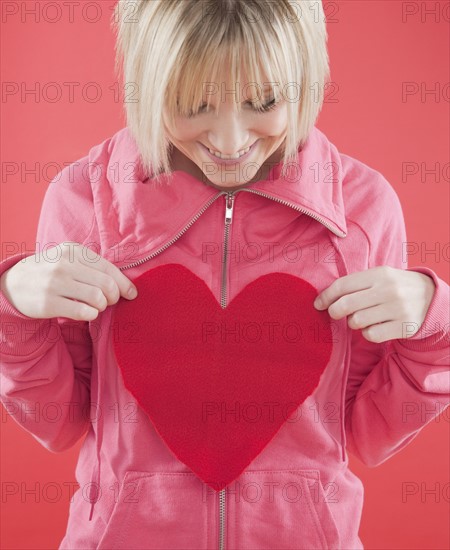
top-left (163, 65), bottom-right (288, 191)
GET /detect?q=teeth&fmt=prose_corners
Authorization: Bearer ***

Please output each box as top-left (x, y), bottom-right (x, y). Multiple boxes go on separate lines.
top-left (207, 145), bottom-right (251, 159)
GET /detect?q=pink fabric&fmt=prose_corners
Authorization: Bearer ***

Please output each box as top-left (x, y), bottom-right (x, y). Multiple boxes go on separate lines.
top-left (1, 126), bottom-right (449, 549)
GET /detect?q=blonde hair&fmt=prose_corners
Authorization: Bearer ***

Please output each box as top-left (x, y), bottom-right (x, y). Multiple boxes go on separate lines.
top-left (112, 0), bottom-right (330, 182)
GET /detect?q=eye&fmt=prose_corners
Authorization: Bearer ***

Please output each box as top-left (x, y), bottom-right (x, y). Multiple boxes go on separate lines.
top-left (254, 97), bottom-right (278, 113)
top-left (185, 97), bottom-right (280, 118)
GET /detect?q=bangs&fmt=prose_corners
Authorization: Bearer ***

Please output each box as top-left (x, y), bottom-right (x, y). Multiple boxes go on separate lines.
top-left (164, 4), bottom-right (287, 127)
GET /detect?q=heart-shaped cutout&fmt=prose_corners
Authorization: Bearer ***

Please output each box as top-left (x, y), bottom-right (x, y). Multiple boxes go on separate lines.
top-left (112, 263), bottom-right (333, 491)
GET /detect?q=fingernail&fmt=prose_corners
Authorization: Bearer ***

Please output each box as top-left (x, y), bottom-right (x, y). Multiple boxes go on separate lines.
top-left (128, 286), bottom-right (138, 299)
top-left (314, 298), bottom-right (323, 309)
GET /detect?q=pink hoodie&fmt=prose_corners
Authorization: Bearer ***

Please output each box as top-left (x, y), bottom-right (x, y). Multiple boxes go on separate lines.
top-left (1, 126), bottom-right (449, 550)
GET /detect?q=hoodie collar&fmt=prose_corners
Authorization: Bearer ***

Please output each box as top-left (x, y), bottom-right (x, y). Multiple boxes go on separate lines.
top-left (90, 126), bottom-right (347, 266)
top-left (247, 126), bottom-right (347, 238)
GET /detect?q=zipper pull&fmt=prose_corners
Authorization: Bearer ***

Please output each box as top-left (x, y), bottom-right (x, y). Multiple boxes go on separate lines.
top-left (225, 193), bottom-right (235, 224)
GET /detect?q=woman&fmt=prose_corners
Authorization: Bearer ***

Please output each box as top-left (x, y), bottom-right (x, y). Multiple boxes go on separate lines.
top-left (1, 1), bottom-right (449, 548)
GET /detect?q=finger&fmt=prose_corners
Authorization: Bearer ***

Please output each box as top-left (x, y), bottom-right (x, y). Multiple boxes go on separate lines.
top-left (49, 295), bottom-right (100, 322)
top-left (346, 303), bottom-right (394, 331)
top-left (69, 262), bottom-right (122, 306)
top-left (361, 321), bottom-right (402, 344)
top-left (57, 279), bottom-right (111, 313)
top-left (327, 287), bottom-right (387, 320)
top-left (315, 269), bottom-right (378, 310)
top-left (76, 250), bottom-right (137, 300)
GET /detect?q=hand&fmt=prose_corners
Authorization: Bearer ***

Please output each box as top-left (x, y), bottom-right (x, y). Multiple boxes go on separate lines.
top-left (313, 266), bottom-right (436, 343)
top-left (0, 241), bottom-right (138, 321)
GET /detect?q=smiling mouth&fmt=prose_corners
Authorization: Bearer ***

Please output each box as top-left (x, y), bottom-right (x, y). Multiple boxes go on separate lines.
top-left (200, 141), bottom-right (258, 160)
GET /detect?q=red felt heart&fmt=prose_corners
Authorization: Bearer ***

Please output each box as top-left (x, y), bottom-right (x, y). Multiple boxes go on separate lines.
top-left (112, 263), bottom-right (332, 491)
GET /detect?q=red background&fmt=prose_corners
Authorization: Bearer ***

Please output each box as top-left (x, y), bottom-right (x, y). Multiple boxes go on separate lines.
top-left (1, 1), bottom-right (449, 548)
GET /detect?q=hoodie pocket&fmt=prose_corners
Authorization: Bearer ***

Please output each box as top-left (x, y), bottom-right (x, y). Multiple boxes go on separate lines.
top-left (96, 470), bottom-right (213, 550)
top-left (227, 469), bottom-right (341, 550)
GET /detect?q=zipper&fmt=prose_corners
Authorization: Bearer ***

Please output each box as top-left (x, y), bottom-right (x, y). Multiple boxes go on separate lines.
top-left (116, 193), bottom-right (223, 271)
top-left (218, 487), bottom-right (226, 550)
top-left (238, 188), bottom-right (347, 238)
top-left (221, 192), bottom-right (235, 307)
top-left (219, 191), bottom-right (236, 550)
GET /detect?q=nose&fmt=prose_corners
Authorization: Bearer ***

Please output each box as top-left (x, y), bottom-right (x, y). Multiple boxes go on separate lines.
top-left (207, 107), bottom-right (250, 155)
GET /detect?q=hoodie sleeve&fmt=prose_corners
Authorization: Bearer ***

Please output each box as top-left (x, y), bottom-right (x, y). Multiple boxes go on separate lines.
top-left (0, 157), bottom-right (97, 453)
top-left (344, 181), bottom-right (450, 467)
